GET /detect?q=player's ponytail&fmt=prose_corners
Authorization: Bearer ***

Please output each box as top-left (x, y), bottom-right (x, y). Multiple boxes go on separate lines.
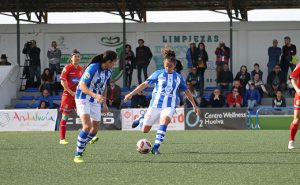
top-left (162, 48), bottom-right (176, 64)
top-left (87, 50), bottom-right (117, 67)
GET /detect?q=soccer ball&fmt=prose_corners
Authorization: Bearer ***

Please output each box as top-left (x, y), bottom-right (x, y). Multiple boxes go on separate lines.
top-left (136, 139), bottom-right (152, 154)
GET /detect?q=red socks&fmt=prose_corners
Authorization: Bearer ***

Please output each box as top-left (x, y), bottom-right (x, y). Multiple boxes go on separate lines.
top-left (290, 123), bottom-right (299, 141)
top-left (59, 119), bottom-right (67, 140)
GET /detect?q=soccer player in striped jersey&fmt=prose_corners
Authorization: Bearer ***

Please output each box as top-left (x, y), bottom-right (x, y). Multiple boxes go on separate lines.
top-left (73, 51), bottom-right (117, 163)
top-left (124, 48), bottom-right (200, 154)
top-left (59, 49), bottom-right (83, 145)
top-left (289, 63), bottom-right (300, 149)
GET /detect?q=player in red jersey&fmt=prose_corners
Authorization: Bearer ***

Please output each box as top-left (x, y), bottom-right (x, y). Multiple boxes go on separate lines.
top-left (58, 49), bottom-right (83, 144)
top-left (289, 62), bottom-right (300, 149)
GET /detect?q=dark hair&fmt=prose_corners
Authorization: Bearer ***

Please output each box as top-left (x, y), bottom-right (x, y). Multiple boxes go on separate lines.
top-left (68, 49), bottom-right (80, 63)
top-left (162, 48), bottom-right (176, 64)
top-left (138, 39), bottom-right (144, 43)
top-left (39, 101), bottom-right (49, 109)
top-left (198, 42), bottom-right (206, 49)
top-left (41, 68), bottom-right (53, 82)
top-left (87, 50), bottom-right (117, 67)
top-left (125, 44), bottom-right (131, 50)
top-left (254, 63), bottom-right (259, 67)
top-left (240, 65), bottom-right (248, 73)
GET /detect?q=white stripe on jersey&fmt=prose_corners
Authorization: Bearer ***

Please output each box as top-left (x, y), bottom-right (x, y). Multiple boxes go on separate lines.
top-left (152, 73), bottom-right (164, 107)
top-left (162, 74), bottom-right (173, 108)
top-left (171, 75), bottom-right (181, 108)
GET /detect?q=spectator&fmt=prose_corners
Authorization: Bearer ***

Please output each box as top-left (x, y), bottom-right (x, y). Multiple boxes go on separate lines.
top-left (106, 80), bottom-right (121, 109)
top-left (38, 89), bottom-right (54, 109)
top-left (120, 44), bottom-right (135, 89)
top-left (272, 90), bottom-right (286, 108)
top-left (38, 101), bottom-right (49, 109)
top-left (186, 67), bottom-right (200, 91)
top-left (131, 91), bottom-right (148, 108)
top-left (135, 39), bottom-right (152, 84)
top-left (226, 88), bottom-right (243, 108)
top-left (215, 41), bottom-right (230, 80)
top-left (280, 36), bottom-right (297, 80)
top-left (22, 40), bottom-right (41, 87)
top-left (47, 41), bottom-right (61, 75)
top-left (287, 76), bottom-right (295, 97)
top-left (196, 42), bottom-right (208, 96)
top-left (217, 63), bottom-right (233, 92)
top-left (0, 54), bottom-right (11, 65)
top-left (246, 73), bottom-right (268, 96)
top-left (184, 81), bottom-right (202, 108)
top-left (245, 83), bottom-right (261, 111)
top-left (266, 64), bottom-right (286, 97)
top-left (234, 65), bottom-right (251, 89)
top-left (40, 68), bottom-right (55, 96)
top-left (251, 63), bottom-right (263, 80)
top-left (175, 59), bottom-right (183, 74)
top-left (209, 88), bottom-right (225, 108)
top-left (232, 79), bottom-right (245, 97)
top-left (268, 39), bottom-right (281, 74)
top-left (186, 42), bottom-right (197, 72)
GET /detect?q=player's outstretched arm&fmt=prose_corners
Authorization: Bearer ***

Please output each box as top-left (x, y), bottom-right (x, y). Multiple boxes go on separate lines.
top-left (124, 81), bottom-right (149, 102)
top-left (184, 90), bottom-right (201, 115)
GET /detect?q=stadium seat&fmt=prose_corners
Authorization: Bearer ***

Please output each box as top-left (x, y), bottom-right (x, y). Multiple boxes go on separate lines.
top-left (203, 94), bottom-right (210, 101)
top-left (25, 88), bottom-right (39, 92)
top-left (35, 96), bottom-right (42, 100)
top-left (15, 103), bottom-right (29, 109)
top-left (120, 95), bottom-right (125, 99)
top-left (30, 102), bottom-right (39, 108)
top-left (204, 86), bottom-right (217, 91)
top-left (20, 96), bottom-right (34, 101)
top-left (121, 101), bottom-right (131, 108)
top-left (52, 96), bottom-right (62, 101)
top-left (121, 87), bottom-right (129, 92)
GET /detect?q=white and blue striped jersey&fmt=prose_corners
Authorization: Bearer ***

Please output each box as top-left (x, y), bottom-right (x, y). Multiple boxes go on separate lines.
top-left (147, 69), bottom-right (187, 108)
top-left (75, 63), bottom-right (112, 103)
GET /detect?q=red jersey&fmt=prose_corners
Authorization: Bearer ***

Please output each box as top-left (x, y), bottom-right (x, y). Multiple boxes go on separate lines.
top-left (60, 64), bottom-right (83, 96)
top-left (290, 63), bottom-right (300, 89)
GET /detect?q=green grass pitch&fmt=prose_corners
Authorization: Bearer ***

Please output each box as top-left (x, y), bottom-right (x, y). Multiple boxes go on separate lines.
top-left (0, 130), bottom-right (299, 185)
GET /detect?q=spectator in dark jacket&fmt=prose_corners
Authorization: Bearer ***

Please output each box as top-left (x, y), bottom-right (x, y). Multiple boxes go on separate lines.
top-left (268, 39), bottom-right (281, 74)
top-left (135, 39), bottom-right (152, 84)
top-left (209, 88), bottom-right (225, 107)
top-left (106, 80), bottom-right (121, 109)
top-left (131, 91), bottom-right (148, 108)
top-left (196, 42), bottom-right (208, 96)
top-left (251, 63), bottom-right (263, 80)
top-left (120, 44), bottom-right (135, 89)
top-left (0, 54), bottom-right (11, 65)
top-left (186, 67), bottom-right (200, 91)
top-left (186, 42), bottom-right (197, 71)
top-left (215, 41), bottom-right (230, 80)
top-left (245, 83), bottom-right (261, 110)
top-left (266, 64), bottom-right (286, 97)
top-left (272, 90), bottom-right (286, 108)
top-left (175, 59), bottom-right (183, 74)
top-left (217, 63), bottom-right (233, 91)
top-left (280, 36), bottom-right (297, 80)
top-left (40, 68), bottom-right (55, 96)
top-left (235, 65), bottom-right (251, 89)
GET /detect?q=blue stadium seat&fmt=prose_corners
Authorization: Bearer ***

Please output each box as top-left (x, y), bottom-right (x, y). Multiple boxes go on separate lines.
top-left (25, 88), bottom-right (39, 92)
top-left (35, 96), bottom-right (42, 100)
top-left (120, 95), bottom-right (125, 99)
top-left (15, 103), bottom-right (29, 109)
top-left (203, 94), bottom-right (211, 101)
top-left (122, 101), bottom-right (131, 108)
top-left (204, 86), bottom-right (217, 91)
top-left (20, 96), bottom-right (34, 101)
top-left (52, 96), bottom-right (62, 101)
top-left (30, 102), bottom-right (39, 108)
top-left (121, 87), bottom-right (129, 92)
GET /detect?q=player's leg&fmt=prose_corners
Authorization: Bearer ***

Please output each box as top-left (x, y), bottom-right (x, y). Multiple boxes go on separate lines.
top-left (151, 108), bottom-right (175, 155)
top-left (58, 95), bottom-right (73, 144)
top-left (288, 108), bottom-right (300, 149)
top-left (86, 103), bottom-right (101, 144)
top-left (139, 107), bottom-right (158, 132)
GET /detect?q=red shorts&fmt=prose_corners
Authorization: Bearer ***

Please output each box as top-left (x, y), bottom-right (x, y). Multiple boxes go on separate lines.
top-left (60, 94), bottom-right (76, 113)
top-left (294, 95), bottom-right (300, 110)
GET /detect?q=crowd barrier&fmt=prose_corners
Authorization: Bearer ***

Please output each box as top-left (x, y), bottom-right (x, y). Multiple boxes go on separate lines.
top-left (0, 108), bottom-right (250, 131)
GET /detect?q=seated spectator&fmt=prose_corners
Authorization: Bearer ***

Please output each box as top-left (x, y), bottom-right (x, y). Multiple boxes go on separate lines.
top-left (246, 73), bottom-right (268, 96)
top-left (38, 101), bottom-right (49, 109)
top-left (232, 80), bottom-right (245, 97)
top-left (272, 90), bottom-right (286, 109)
top-left (38, 89), bottom-right (55, 108)
top-left (234, 65), bottom-right (251, 89)
top-left (40, 68), bottom-right (55, 95)
top-left (217, 63), bottom-right (233, 92)
top-left (107, 80), bottom-right (121, 109)
top-left (0, 54), bottom-right (11, 65)
top-left (175, 59), bottom-right (183, 74)
top-left (226, 88), bottom-right (243, 108)
top-left (251, 63), bottom-right (263, 80)
top-left (245, 83), bottom-right (261, 111)
top-left (266, 64), bottom-right (286, 97)
top-left (184, 81), bottom-right (201, 108)
top-left (186, 67), bottom-right (200, 91)
top-left (131, 91), bottom-right (148, 108)
top-left (287, 76), bottom-right (295, 97)
top-left (209, 88), bottom-right (225, 107)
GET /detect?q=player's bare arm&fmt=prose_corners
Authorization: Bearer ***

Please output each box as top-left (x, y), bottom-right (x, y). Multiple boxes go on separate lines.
top-left (124, 81), bottom-right (149, 102)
